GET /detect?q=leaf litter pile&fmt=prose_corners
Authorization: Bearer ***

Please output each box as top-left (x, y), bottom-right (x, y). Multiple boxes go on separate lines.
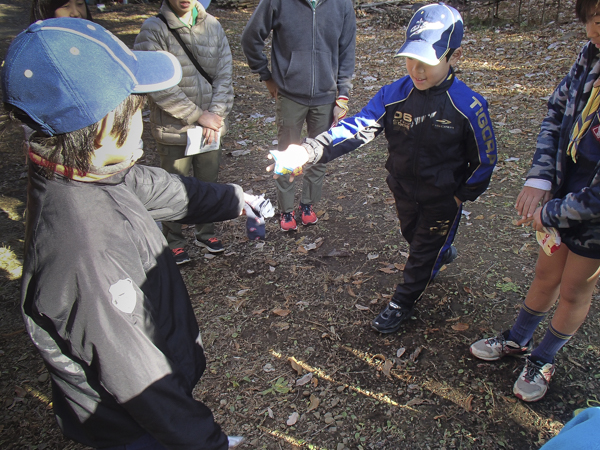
top-left (2, 1), bottom-right (600, 449)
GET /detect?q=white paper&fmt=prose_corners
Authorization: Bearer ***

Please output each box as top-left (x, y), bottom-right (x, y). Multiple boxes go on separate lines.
top-left (185, 126), bottom-right (220, 156)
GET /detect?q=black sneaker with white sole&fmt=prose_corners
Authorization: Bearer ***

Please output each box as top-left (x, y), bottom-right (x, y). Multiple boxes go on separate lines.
top-left (195, 237), bottom-right (225, 253)
top-left (371, 302), bottom-right (414, 334)
top-left (172, 248), bottom-right (191, 265)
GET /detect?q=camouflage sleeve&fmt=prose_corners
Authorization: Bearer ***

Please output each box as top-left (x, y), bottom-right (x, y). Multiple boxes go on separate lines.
top-left (526, 70), bottom-right (576, 183)
top-left (528, 44), bottom-right (596, 184)
top-left (542, 184), bottom-right (600, 228)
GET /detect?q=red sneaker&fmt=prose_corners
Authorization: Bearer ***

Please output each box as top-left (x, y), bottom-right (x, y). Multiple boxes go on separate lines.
top-left (299, 203), bottom-right (318, 226)
top-left (280, 212), bottom-right (297, 231)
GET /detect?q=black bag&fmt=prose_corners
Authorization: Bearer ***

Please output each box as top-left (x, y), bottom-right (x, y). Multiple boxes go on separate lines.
top-left (156, 14), bottom-right (213, 85)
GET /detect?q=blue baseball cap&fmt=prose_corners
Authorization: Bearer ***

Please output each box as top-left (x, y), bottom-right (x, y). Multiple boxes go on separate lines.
top-left (1, 18), bottom-right (182, 136)
top-left (395, 3), bottom-right (463, 66)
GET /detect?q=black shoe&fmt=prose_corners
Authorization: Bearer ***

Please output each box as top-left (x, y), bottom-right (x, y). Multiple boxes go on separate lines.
top-left (441, 246), bottom-right (458, 266)
top-left (172, 248), bottom-right (191, 265)
top-left (195, 237), bottom-right (225, 253)
top-left (371, 302), bottom-right (414, 334)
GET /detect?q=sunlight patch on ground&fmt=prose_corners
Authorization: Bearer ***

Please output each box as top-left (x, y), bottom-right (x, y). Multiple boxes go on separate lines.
top-left (0, 246), bottom-right (22, 281)
top-left (0, 196), bottom-right (24, 222)
top-left (274, 351), bottom-right (403, 408)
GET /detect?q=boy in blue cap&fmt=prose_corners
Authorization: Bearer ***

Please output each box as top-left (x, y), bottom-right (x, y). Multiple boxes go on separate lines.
top-left (2, 18), bottom-right (249, 449)
top-left (268, 3), bottom-right (497, 334)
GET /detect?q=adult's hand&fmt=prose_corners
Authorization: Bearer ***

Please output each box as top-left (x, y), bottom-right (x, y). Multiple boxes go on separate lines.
top-left (266, 145), bottom-right (309, 182)
top-left (202, 127), bottom-right (220, 145)
top-left (332, 105), bottom-right (344, 127)
top-left (198, 111), bottom-right (223, 131)
top-left (515, 186), bottom-right (551, 223)
top-left (265, 78), bottom-right (278, 98)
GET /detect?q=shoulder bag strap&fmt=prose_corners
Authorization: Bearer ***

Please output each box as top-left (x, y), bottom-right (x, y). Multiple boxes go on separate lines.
top-left (156, 13), bottom-right (214, 85)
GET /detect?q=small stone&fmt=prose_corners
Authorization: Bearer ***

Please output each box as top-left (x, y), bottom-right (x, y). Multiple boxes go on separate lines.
top-left (324, 416), bottom-right (335, 424)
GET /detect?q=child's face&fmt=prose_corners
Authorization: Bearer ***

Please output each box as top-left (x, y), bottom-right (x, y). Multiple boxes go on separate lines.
top-left (404, 49), bottom-right (462, 91)
top-left (54, 0), bottom-right (87, 19)
top-left (168, 0), bottom-right (197, 18)
top-left (586, 7), bottom-right (600, 48)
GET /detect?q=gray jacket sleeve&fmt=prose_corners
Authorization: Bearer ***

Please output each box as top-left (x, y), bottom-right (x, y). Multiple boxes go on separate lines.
top-left (336, 0), bottom-right (356, 99)
top-left (240, 0), bottom-right (274, 81)
top-left (134, 17), bottom-right (202, 125)
top-left (207, 20), bottom-right (234, 118)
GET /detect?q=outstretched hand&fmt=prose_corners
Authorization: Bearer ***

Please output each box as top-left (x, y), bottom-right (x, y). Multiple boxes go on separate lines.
top-left (266, 145), bottom-right (309, 182)
top-left (515, 186), bottom-right (551, 225)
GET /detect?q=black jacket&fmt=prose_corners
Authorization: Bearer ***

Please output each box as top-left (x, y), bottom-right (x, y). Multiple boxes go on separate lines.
top-left (21, 161), bottom-right (243, 449)
top-left (304, 70), bottom-right (497, 204)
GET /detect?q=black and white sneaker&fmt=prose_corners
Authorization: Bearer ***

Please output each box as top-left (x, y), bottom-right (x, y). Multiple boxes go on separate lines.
top-left (371, 302), bottom-right (414, 334)
top-left (172, 248), bottom-right (191, 265)
top-left (195, 237), bottom-right (225, 253)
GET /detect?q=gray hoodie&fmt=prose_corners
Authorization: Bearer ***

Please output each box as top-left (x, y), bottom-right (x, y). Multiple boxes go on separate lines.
top-left (241, 0), bottom-right (356, 106)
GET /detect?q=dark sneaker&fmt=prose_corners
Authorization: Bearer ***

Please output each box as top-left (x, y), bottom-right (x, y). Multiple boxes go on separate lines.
top-left (513, 357), bottom-right (555, 402)
top-left (195, 237), bottom-right (224, 253)
top-left (280, 212), bottom-right (298, 232)
top-left (299, 203), bottom-right (318, 226)
top-left (441, 246), bottom-right (458, 266)
top-left (470, 330), bottom-right (532, 361)
top-left (172, 248), bottom-right (190, 265)
top-left (371, 302), bottom-right (413, 334)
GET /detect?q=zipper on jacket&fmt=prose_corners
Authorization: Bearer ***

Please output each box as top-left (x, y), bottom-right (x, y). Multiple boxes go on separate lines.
top-left (311, 2), bottom-right (317, 100)
top-left (411, 89), bottom-right (430, 201)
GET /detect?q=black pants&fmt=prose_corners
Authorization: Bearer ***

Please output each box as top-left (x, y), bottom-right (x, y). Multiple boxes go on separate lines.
top-left (387, 175), bottom-right (462, 309)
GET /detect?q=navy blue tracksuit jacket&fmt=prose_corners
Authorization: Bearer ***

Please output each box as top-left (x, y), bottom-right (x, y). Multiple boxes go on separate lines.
top-left (303, 69), bottom-right (497, 307)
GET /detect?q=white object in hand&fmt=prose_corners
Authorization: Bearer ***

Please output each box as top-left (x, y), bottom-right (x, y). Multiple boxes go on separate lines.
top-left (269, 145), bottom-right (309, 176)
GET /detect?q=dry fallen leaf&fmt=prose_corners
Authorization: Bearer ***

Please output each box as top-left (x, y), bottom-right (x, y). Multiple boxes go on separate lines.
top-left (272, 308), bottom-right (290, 317)
top-left (464, 394), bottom-right (474, 412)
top-left (286, 412), bottom-right (299, 426)
top-left (451, 323), bottom-right (470, 331)
top-left (382, 359), bottom-right (394, 378)
top-left (378, 267), bottom-right (397, 274)
top-left (409, 346), bottom-right (423, 362)
top-left (355, 304), bottom-right (369, 311)
top-left (348, 287), bottom-right (357, 297)
top-left (14, 386), bottom-right (26, 398)
top-left (289, 358), bottom-right (303, 375)
top-left (306, 394), bottom-right (320, 412)
top-left (296, 373), bottom-right (313, 386)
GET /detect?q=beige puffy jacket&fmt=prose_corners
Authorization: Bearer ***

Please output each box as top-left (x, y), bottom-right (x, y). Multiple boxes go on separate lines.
top-left (134, 2), bottom-right (233, 147)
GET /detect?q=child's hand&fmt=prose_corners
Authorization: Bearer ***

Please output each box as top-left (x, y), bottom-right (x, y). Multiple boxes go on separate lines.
top-left (515, 186), bottom-right (551, 222)
top-left (244, 193), bottom-right (275, 218)
top-left (266, 145), bottom-right (309, 182)
top-left (516, 206), bottom-right (544, 231)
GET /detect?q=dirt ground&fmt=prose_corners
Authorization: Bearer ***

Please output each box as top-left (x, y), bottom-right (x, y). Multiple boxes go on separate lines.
top-left (2, 0), bottom-right (600, 449)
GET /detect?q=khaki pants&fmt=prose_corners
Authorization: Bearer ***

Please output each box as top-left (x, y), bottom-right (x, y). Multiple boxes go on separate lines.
top-left (275, 95), bottom-right (334, 213)
top-left (157, 143), bottom-right (222, 249)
